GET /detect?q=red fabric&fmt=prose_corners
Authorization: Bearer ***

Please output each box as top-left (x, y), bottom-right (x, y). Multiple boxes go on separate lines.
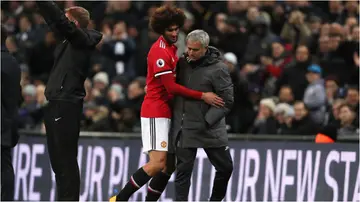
top-left (160, 73), bottom-right (202, 99)
top-left (141, 36), bottom-right (201, 118)
top-left (141, 36), bottom-right (177, 118)
top-left (266, 55), bottom-right (292, 78)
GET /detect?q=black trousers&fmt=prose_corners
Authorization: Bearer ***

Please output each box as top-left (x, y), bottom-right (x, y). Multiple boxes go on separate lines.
top-left (175, 146), bottom-right (233, 201)
top-left (1, 146), bottom-right (15, 201)
top-left (44, 100), bottom-right (82, 201)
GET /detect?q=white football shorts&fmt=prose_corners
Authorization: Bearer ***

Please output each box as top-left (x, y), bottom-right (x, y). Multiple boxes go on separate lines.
top-left (141, 117), bottom-right (171, 154)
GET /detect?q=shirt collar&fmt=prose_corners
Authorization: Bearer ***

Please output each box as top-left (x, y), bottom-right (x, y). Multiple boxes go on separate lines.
top-left (160, 35), bottom-right (171, 47)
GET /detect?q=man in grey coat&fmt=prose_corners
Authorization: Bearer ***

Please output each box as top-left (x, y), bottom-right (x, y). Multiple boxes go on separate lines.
top-left (171, 30), bottom-right (234, 201)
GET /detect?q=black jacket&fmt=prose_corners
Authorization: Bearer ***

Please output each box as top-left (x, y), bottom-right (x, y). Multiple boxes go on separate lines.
top-left (36, 1), bottom-right (102, 103)
top-left (170, 47), bottom-right (234, 148)
top-left (1, 45), bottom-right (21, 148)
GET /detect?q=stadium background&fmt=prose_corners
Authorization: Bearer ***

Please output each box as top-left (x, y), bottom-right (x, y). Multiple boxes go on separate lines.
top-left (1, 0), bottom-right (359, 201)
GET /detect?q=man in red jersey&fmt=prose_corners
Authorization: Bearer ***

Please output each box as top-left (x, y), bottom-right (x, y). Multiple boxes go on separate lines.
top-left (110, 6), bottom-right (224, 202)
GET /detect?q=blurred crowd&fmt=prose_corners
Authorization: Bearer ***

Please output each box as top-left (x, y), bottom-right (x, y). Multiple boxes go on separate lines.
top-left (1, 0), bottom-right (359, 137)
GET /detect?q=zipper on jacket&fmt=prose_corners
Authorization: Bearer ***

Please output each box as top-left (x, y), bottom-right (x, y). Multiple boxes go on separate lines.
top-left (60, 73), bottom-right (67, 91)
top-left (180, 69), bottom-right (193, 148)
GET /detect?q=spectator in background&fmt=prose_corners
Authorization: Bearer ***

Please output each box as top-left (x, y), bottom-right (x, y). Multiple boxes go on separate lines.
top-left (244, 14), bottom-right (277, 64)
top-left (281, 10), bottom-right (311, 49)
top-left (15, 14), bottom-right (37, 50)
top-left (338, 104), bottom-right (358, 135)
top-left (304, 64), bottom-right (326, 125)
top-left (344, 86), bottom-right (359, 118)
top-left (18, 84), bottom-right (37, 129)
top-left (1, 0), bottom-right (359, 136)
top-left (276, 45), bottom-right (311, 100)
top-left (92, 71), bottom-right (110, 105)
top-left (251, 98), bottom-right (277, 134)
top-left (274, 103), bottom-right (294, 134)
top-left (281, 101), bottom-right (318, 135)
top-left (261, 40), bottom-right (292, 96)
top-left (99, 21), bottom-right (136, 79)
top-left (324, 75), bottom-right (340, 106)
top-left (278, 85), bottom-right (295, 105)
top-left (326, 98), bottom-right (346, 125)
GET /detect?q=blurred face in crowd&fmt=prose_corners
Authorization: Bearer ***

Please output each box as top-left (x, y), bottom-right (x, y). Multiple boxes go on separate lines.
top-left (33, 13), bottom-right (45, 25)
top-left (346, 88), bottom-right (359, 107)
top-left (319, 36), bottom-right (330, 53)
top-left (309, 20), bottom-right (322, 33)
top-left (113, 21), bottom-right (127, 38)
top-left (19, 16), bottom-right (31, 32)
top-left (23, 1), bottom-right (36, 9)
top-left (227, 0), bottom-right (248, 14)
top-left (329, 1), bottom-right (343, 12)
top-left (294, 102), bottom-right (307, 120)
top-left (320, 23), bottom-right (330, 36)
top-left (345, 0), bottom-right (359, 14)
top-left (328, 36), bottom-right (341, 50)
top-left (339, 105), bottom-right (355, 125)
top-left (332, 100), bottom-right (344, 120)
top-left (94, 81), bottom-right (107, 91)
top-left (345, 17), bottom-right (358, 30)
top-left (272, 42), bottom-right (284, 58)
top-left (295, 46), bottom-right (309, 62)
top-left (164, 24), bottom-right (179, 44)
top-left (215, 13), bottom-right (227, 33)
top-left (186, 39), bottom-right (207, 61)
top-left (127, 81), bottom-right (144, 100)
top-left (306, 72), bottom-right (320, 83)
top-left (5, 36), bottom-right (18, 53)
top-left (247, 7), bottom-right (259, 22)
top-left (278, 86), bottom-right (294, 104)
top-left (325, 79), bottom-right (339, 98)
top-left (259, 104), bottom-right (272, 118)
top-left (351, 26), bottom-right (359, 41)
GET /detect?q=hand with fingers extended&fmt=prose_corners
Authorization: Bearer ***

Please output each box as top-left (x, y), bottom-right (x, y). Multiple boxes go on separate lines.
top-left (201, 92), bottom-right (225, 108)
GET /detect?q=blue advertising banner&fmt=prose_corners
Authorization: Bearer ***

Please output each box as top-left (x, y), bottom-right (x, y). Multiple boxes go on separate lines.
top-left (12, 134), bottom-right (360, 201)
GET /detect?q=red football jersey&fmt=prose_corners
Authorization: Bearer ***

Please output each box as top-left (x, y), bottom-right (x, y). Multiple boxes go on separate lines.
top-left (141, 36), bottom-right (178, 118)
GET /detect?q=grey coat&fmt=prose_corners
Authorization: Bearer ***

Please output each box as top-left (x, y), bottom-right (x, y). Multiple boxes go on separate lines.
top-left (170, 47), bottom-right (234, 149)
top-left (303, 79), bottom-right (326, 125)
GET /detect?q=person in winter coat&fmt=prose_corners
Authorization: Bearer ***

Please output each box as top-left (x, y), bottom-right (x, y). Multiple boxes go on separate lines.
top-left (170, 30), bottom-right (234, 201)
top-left (304, 64), bottom-right (327, 125)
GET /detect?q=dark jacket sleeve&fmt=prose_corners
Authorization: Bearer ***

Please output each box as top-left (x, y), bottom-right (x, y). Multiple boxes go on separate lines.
top-left (36, 1), bottom-right (99, 48)
top-left (205, 63), bottom-right (234, 127)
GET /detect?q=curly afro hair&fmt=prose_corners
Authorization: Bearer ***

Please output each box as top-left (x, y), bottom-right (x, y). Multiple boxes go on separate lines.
top-left (149, 5), bottom-right (186, 35)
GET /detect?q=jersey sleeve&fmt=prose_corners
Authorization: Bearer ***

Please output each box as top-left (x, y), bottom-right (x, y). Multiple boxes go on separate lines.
top-left (151, 48), bottom-right (174, 78)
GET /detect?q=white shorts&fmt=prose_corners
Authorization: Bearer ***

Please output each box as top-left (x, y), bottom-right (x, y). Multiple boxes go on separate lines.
top-left (141, 117), bottom-right (171, 154)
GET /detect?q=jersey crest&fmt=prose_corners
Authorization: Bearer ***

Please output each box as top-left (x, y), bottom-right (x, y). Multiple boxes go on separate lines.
top-left (156, 59), bottom-right (165, 68)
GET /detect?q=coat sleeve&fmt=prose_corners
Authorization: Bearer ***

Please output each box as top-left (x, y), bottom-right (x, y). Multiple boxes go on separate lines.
top-left (304, 85), bottom-right (326, 110)
top-left (36, 1), bottom-right (99, 48)
top-left (204, 64), bottom-right (234, 127)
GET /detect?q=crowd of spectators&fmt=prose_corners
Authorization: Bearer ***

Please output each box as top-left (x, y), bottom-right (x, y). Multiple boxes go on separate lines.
top-left (2, 0), bottom-right (359, 137)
